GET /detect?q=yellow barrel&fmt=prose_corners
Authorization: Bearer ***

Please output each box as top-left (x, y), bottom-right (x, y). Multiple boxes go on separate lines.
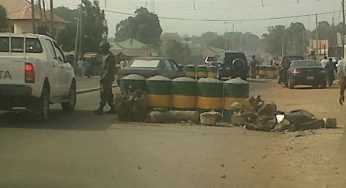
top-left (172, 77), bottom-right (197, 110)
top-left (223, 77), bottom-right (249, 110)
top-left (266, 66), bottom-right (277, 79)
top-left (184, 64), bottom-right (196, 79)
top-left (197, 78), bottom-right (223, 112)
top-left (146, 76), bottom-right (172, 109)
top-left (258, 66), bottom-right (266, 78)
top-left (207, 66), bottom-right (218, 79)
top-left (196, 65), bottom-right (208, 79)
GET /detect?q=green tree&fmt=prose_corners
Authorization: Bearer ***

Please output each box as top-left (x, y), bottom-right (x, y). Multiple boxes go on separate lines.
top-left (55, 7), bottom-right (78, 51)
top-left (0, 5), bottom-right (8, 32)
top-left (55, 0), bottom-right (107, 52)
top-left (262, 25), bottom-right (287, 57)
top-left (115, 7), bottom-right (162, 47)
top-left (81, 0), bottom-right (107, 52)
top-left (286, 22), bottom-right (307, 56)
top-left (164, 40), bottom-right (191, 65)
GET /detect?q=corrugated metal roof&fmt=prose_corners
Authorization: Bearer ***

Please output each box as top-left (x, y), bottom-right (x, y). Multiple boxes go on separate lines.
top-left (0, 0), bottom-right (68, 23)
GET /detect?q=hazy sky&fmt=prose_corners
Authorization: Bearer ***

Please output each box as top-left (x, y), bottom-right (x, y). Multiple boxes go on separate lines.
top-left (55, 0), bottom-right (338, 37)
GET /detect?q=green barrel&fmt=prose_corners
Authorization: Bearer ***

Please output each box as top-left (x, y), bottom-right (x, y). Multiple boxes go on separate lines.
top-left (146, 76), bottom-right (172, 108)
top-left (223, 77), bottom-right (249, 110)
top-left (172, 77), bottom-right (197, 110)
top-left (257, 66), bottom-right (266, 78)
top-left (184, 64), bottom-right (196, 79)
top-left (196, 65), bottom-right (208, 79)
top-left (207, 66), bottom-right (218, 79)
top-left (197, 78), bottom-right (223, 112)
top-left (120, 74), bottom-right (146, 92)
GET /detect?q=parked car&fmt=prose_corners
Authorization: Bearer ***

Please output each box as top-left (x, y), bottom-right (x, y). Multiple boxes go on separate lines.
top-left (285, 60), bottom-right (326, 89)
top-left (219, 52), bottom-right (248, 80)
top-left (0, 33), bottom-right (76, 122)
top-left (117, 57), bottom-right (186, 83)
top-left (277, 55), bottom-right (305, 85)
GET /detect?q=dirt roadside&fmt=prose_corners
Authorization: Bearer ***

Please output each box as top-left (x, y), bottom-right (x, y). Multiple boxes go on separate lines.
top-left (251, 79), bottom-right (346, 187)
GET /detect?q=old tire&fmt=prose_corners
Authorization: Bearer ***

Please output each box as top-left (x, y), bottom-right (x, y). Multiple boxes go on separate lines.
top-left (33, 86), bottom-right (50, 122)
top-left (62, 81), bottom-right (76, 112)
top-left (288, 77), bottom-right (294, 89)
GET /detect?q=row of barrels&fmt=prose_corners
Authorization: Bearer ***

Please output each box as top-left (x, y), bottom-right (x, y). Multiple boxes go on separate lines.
top-left (184, 64), bottom-right (279, 79)
top-left (255, 66), bottom-right (278, 79)
top-left (120, 74), bottom-right (249, 112)
top-left (184, 65), bottom-right (218, 79)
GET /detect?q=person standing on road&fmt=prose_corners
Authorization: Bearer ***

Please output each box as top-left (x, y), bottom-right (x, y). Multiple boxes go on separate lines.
top-left (338, 59), bottom-right (346, 105)
top-left (325, 58), bottom-right (335, 87)
top-left (94, 41), bottom-right (117, 115)
top-left (250, 55), bottom-right (258, 79)
top-left (320, 56), bottom-right (328, 68)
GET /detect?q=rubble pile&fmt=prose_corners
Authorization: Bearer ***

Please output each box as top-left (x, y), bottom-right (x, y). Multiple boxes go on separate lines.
top-left (230, 95), bottom-right (337, 132)
top-left (115, 89), bottom-right (148, 122)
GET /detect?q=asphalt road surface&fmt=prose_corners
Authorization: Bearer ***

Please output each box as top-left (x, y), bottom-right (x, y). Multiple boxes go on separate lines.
top-left (0, 80), bottom-right (346, 188)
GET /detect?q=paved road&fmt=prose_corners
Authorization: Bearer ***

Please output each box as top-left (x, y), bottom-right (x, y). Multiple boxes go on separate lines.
top-left (76, 76), bottom-right (100, 91)
top-left (0, 80), bottom-right (345, 187)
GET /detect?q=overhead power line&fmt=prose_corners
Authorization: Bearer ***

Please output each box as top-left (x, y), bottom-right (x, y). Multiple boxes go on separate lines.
top-left (104, 9), bottom-right (341, 22)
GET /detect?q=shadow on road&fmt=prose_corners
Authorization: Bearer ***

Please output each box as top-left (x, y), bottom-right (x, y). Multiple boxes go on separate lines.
top-left (0, 109), bottom-right (114, 131)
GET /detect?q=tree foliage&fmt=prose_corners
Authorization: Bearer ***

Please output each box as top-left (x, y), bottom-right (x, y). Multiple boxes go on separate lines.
top-left (262, 23), bottom-right (308, 57)
top-left (115, 7), bottom-right (162, 47)
top-left (0, 5), bottom-right (8, 32)
top-left (81, 0), bottom-right (107, 52)
top-left (55, 0), bottom-right (107, 52)
top-left (164, 40), bottom-right (191, 65)
top-left (55, 7), bottom-right (78, 51)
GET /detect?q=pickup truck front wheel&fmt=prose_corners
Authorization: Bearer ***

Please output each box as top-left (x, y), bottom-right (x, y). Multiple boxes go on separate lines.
top-left (61, 82), bottom-right (76, 112)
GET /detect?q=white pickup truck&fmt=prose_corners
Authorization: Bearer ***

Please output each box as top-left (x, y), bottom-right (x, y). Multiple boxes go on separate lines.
top-left (0, 33), bottom-right (76, 122)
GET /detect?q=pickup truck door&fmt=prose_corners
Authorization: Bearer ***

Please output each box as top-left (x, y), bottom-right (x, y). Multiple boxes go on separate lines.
top-left (52, 41), bottom-right (73, 96)
top-left (44, 39), bottom-right (61, 97)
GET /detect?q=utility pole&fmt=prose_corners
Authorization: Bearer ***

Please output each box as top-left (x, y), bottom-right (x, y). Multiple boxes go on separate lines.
top-left (74, 4), bottom-right (82, 72)
top-left (342, 0), bottom-right (345, 58)
top-left (49, 0), bottom-right (54, 38)
top-left (315, 14), bottom-right (319, 57)
top-left (31, 0), bottom-right (36, 33)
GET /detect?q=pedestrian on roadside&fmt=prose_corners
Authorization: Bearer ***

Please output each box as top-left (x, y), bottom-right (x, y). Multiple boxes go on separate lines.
top-left (325, 58), bottom-right (335, 87)
top-left (320, 55), bottom-right (328, 68)
top-left (94, 41), bottom-right (117, 115)
top-left (338, 58), bottom-right (346, 105)
top-left (77, 56), bottom-right (85, 77)
top-left (250, 55), bottom-right (259, 79)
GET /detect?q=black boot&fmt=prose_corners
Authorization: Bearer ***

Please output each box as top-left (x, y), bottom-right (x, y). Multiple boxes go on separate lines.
top-left (105, 105), bottom-right (117, 114)
top-left (93, 106), bottom-right (104, 115)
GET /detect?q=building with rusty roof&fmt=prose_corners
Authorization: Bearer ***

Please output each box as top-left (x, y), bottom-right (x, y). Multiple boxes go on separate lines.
top-left (0, 0), bottom-right (68, 38)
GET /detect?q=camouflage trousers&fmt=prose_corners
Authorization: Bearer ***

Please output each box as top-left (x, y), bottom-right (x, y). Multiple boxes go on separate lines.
top-left (100, 82), bottom-right (114, 107)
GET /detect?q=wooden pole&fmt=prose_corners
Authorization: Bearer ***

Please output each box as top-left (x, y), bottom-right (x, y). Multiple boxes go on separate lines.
top-left (342, 0), bottom-right (345, 58)
top-left (50, 0), bottom-right (54, 38)
top-left (31, 0), bottom-right (36, 33)
top-left (74, 5), bottom-right (81, 72)
top-left (316, 14), bottom-right (319, 56)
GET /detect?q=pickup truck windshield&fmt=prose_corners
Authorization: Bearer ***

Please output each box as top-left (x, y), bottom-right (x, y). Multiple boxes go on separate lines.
top-left (0, 37), bottom-right (43, 53)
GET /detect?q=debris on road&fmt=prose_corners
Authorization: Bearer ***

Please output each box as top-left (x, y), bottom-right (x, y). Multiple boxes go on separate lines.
top-left (200, 111), bottom-right (222, 125)
top-left (113, 87), bottom-right (338, 132)
top-left (229, 95), bottom-right (338, 132)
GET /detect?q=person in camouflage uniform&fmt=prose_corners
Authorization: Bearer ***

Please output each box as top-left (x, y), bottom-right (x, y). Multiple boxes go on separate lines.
top-left (94, 41), bottom-right (117, 115)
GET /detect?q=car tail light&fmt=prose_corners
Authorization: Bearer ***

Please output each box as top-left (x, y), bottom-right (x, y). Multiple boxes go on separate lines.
top-left (293, 69), bottom-right (300, 74)
top-left (25, 62), bottom-right (35, 83)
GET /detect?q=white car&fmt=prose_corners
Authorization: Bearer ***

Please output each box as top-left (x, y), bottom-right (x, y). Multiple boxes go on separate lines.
top-left (0, 33), bottom-right (76, 122)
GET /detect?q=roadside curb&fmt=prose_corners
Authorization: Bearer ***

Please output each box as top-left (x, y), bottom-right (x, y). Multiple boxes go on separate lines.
top-left (76, 85), bottom-right (118, 95)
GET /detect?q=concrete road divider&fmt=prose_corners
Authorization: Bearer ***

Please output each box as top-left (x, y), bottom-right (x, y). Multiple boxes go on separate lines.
top-left (76, 85), bottom-right (118, 94)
